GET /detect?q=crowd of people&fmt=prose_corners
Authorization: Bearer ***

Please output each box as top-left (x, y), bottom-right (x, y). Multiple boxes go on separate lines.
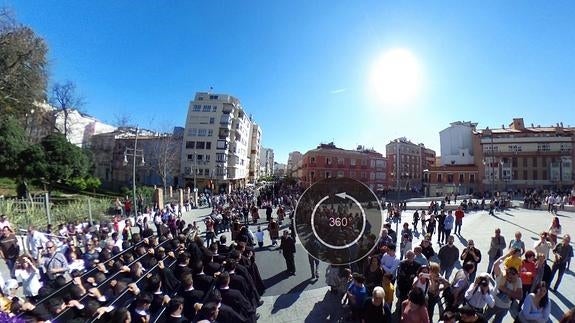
top-left (322, 191), bottom-right (574, 323)
top-left (0, 183), bottom-right (302, 323)
top-left (0, 185), bottom-right (574, 323)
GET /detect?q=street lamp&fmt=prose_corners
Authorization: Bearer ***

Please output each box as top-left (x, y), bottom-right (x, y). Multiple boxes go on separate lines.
top-left (123, 127), bottom-right (145, 216)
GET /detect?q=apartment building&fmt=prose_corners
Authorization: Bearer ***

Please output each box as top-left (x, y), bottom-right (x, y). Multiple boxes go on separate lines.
top-left (287, 151), bottom-right (303, 177)
top-left (248, 123), bottom-right (262, 183)
top-left (386, 138), bottom-right (436, 192)
top-left (181, 92), bottom-right (260, 193)
top-left (260, 148), bottom-right (275, 177)
top-left (300, 143), bottom-right (386, 191)
top-left (474, 118), bottom-right (575, 191)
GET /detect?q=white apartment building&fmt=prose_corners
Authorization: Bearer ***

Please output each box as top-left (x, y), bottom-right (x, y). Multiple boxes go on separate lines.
top-left (181, 92), bottom-right (260, 193)
top-left (260, 148), bottom-right (275, 177)
top-left (248, 123), bottom-right (262, 182)
top-left (287, 151), bottom-right (303, 177)
top-left (440, 121), bottom-right (477, 166)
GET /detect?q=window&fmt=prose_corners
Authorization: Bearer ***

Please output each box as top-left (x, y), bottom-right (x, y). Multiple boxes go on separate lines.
top-left (205, 142), bottom-right (212, 149)
top-left (209, 95), bottom-right (219, 100)
top-left (361, 159), bottom-right (367, 166)
top-left (196, 142), bottom-right (205, 149)
top-left (216, 153), bottom-right (226, 162)
top-left (437, 174), bottom-right (442, 183)
top-left (512, 157), bottom-right (517, 167)
top-left (459, 174), bottom-right (464, 183)
top-left (310, 171), bottom-right (315, 179)
top-left (337, 171), bottom-right (344, 177)
top-left (325, 172), bottom-right (331, 179)
top-left (523, 170), bottom-right (528, 180)
top-left (205, 154), bottom-right (211, 161)
top-left (185, 141), bottom-right (195, 149)
top-left (326, 157), bottom-right (332, 165)
top-left (310, 157), bottom-right (316, 164)
top-left (537, 143), bottom-right (550, 152)
top-left (187, 128), bottom-right (198, 136)
top-left (350, 159), bottom-right (356, 166)
top-left (523, 158), bottom-right (528, 167)
top-left (216, 140), bottom-right (226, 149)
top-left (470, 174), bottom-right (475, 183)
top-left (196, 168), bottom-right (203, 175)
top-left (198, 129), bottom-right (207, 136)
top-left (209, 117), bottom-right (215, 124)
top-left (513, 171), bottom-right (518, 180)
top-left (212, 106), bottom-right (217, 112)
top-left (542, 170), bottom-right (548, 180)
top-left (447, 174), bottom-right (454, 183)
top-left (187, 154), bottom-right (194, 160)
top-left (533, 170), bottom-right (538, 180)
top-left (202, 105), bottom-right (211, 112)
top-left (338, 158), bottom-right (344, 165)
top-left (196, 154), bottom-right (203, 161)
top-left (376, 172), bottom-right (385, 179)
top-left (192, 104), bottom-right (201, 112)
top-left (207, 129), bottom-right (213, 137)
top-left (532, 157), bottom-right (538, 167)
top-left (204, 169), bottom-right (210, 176)
top-left (542, 158), bottom-right (547, 167)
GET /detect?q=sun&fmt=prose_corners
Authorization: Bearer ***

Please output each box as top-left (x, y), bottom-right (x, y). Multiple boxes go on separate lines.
top-left (369, 48), bottom-right (422, 105)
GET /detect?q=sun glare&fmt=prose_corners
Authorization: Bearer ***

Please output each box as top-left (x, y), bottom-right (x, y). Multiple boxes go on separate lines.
top-left (369, 48), bottom-right (422, 105)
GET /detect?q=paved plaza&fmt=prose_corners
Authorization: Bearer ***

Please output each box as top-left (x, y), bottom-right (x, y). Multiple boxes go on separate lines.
top-left (1, 201), bottom-right (573, 322)
top-left (178, 202), bottom-right (574, 322)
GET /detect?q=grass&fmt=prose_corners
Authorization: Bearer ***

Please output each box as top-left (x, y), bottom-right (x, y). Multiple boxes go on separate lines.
top-left (0, 197), bottom-right (114, 230)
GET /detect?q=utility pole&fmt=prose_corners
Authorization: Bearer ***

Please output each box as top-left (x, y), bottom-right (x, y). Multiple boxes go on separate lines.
top-left (124, 126), bottom-right (145, 216)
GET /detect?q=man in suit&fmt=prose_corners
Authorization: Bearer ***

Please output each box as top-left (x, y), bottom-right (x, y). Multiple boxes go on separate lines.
top-left (217, 272), bottom-right (258, 323)
top-left (279, 230), bottom-right (296, 275)
top-left (179, 272), bottom-right (204, 320)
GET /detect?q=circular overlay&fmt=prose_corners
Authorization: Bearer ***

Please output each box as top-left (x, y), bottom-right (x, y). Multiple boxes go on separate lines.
top-left (294, 177), bottom-right (384, 265)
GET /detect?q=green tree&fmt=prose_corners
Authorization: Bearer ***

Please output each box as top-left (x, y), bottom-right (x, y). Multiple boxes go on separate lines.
top-left (0, 8), bottom-right (48, 122)
top-left (0, 116), bottom-right (27, 177)
top-left (23, 133), bottom-right (91, 190)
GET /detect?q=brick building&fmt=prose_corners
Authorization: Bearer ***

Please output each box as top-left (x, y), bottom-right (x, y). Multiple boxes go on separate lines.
top-left (300, 143), bottom-right (386, 191)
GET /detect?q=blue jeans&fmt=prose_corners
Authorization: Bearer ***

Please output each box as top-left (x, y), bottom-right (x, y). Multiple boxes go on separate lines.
top-left (5, 258), bottom-right (16, 278)
top-left (441, 265), bottom-right (454, 280)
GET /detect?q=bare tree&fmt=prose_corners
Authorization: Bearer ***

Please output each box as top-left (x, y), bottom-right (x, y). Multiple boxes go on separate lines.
top-left (147, 132), bottom-right (181, 193)
top-left (113, 112), bottom-right (132, 128)
top-left (50, 81), bottom-right (84, 137)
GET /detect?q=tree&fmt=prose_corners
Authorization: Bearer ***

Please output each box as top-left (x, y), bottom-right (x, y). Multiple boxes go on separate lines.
top-left (0, 8), bottom-right (48, 123)
top-left (50, 81), bottom-right (84, 138)
top-left (20, 133), bottom-right (91, 190)
top-left (0, 116), bottom-right (27, 177)
top-left (147, 134), bottom-right (181, 193)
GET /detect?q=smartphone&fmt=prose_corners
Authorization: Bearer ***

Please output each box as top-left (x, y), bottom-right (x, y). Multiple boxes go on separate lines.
top-left (422, 273), bottom-right (431, 279)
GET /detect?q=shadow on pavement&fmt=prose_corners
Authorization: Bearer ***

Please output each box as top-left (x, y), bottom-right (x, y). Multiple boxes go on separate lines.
top-left (304, 291), bottom-right (347, 323)
top-left (271, 279), bottom-right (314, 314)
top-left (263, 270), bottom-right (290, 288)
top-left (455, 235), bottom-right (468, 245)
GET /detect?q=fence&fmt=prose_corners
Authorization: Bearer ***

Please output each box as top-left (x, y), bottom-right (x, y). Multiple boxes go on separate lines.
top-left (0, 194), bottom-right (114, 230)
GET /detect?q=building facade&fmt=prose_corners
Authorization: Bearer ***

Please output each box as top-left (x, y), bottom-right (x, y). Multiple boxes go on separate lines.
top-left (301, 143), bottom-right (386, 191)
top-left (89, 127), bottom-right (182, 191)
top-left (181, 92), bottom-right (260, 193)
top-left (260, 148), bottom-right (275, 177)
top-left (287, 151), bottom-right (303, 177)
top-left (248, 123), bottom-right (262, 183)
top-left (475, 118), bottom-right (575, 192)
top-left (386, 138), bottom-right (436, 192)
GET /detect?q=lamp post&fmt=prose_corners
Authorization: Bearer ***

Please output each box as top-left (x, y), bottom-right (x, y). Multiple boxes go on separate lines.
top-left (123, 127), bottom-right (145, 216)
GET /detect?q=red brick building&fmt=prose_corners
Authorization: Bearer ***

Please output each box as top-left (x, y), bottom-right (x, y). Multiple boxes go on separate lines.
top-left (300, 143), bottom-right (386, 191)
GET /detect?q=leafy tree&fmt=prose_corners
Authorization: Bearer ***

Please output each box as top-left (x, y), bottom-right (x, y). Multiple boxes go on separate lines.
top-left (0, 116), bottom-right (27, 177)
top-left (0, 8), bottom-right (48, 122)
top-left (38, 133), bottom-right (90, 191)
top-left (85, 176), bottom-right (101, 191)
top-left (18, 144), bottom-right (47, 183)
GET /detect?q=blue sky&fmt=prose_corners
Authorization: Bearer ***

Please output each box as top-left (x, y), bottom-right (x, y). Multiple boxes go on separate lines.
top-left (6, 1), bottom-right (575, 163)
